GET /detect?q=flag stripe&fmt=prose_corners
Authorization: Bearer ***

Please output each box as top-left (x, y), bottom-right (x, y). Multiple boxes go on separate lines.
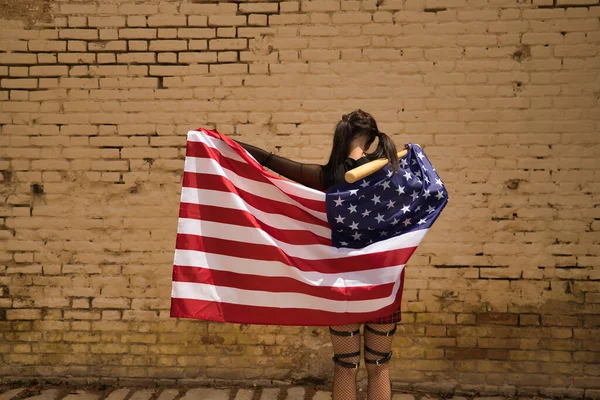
top-left (171, 267), bottom-right (406, 325)
top-left (170, 294), bottom-right (404, 326)
top-left (188, 130), bottom-right (325, 203)
top-left (177, 217), bottom-right (427, 260)
top-left (173, 249), bottom-right (405, 287)
top-left (173, 265), bottom-right (396, 301)
top-left (179, 203), bottom-right (332, 246)
top-left (180, 188), bottom-right (331, 239)
top-left (176, 233), bottom-right (419, 273)
top-left (183, 170), bottom-right (329, 228)
top-left (171, 278), bottom-right (401, 313)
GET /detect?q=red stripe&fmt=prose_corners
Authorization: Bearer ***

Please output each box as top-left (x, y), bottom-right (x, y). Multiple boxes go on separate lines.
top-left (172, 265), bottom-right (395, 302)
top-left (176, 234), bottom-right (417, 273)
top-left (186, 139), bottom-right (326, 213)
top-left (179, 203), bottom-right (332, 246)
top-left (170, 269), bottom-right (405, 326)
top-left (183, 171), bottom-right (329, 229)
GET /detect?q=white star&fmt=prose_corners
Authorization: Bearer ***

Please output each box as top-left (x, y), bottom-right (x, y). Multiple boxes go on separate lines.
top-left (400, 159), bottom-right (408, 168)
top-left (396, 185), bottom-right (405, 195)
top-left (410, 191), bottom-right (419, 201)
top-left (379, 231), bottom-right (388, 237)
top-left (403, 171), bottom-right (412, 180)
top-left (361, 209), bottom-right (371, 217)
top-left (424, 175), bottom-right (430, 184)
top-left (375, 214), bottom-right (385, 223)
top-left (349, 189), bottom-right (358, 196)
top-left (423, 166), bottom-right (428, 172)
top-left (340, 241), bottom-right (348, 246)
top-left (349, 221), bottom-right (359, 230)
top-left (426, 205), bottom-right (436, 214)
top-left (417, 152), bottom-right (425, 160)
top-left (367, 239), bottom-right (373, 244)
top-left (401, 204), bottom-right (410, 214)
top-left (417, 218), bottom-right (426, 225)
top-left (435, 178), bottom-right (443, 186)
top-left (423, 189), bottom-right (431, 199)
top-left (360, 180), bottom-right (370, 188)
top-left (352, 231), bottom-right (362, 240)
top-left (348, 204), bottom-right (357, 213)
top-left (387, 169), bottom-right (393, 178)
top-left (335, 215), bottom-right (345, 224)
top-left (415, 205), bottom-right (421, 212)
top-left (334, 197), bottom-right (343, 207)
top-left (402, 218), bottom-right (411, 227)
top-left (391, 218), bottom-right (399, 226)
top-left (359, 195), bottom-right (365, 199)
top-left (415, 170), bottom-right (422, 178)
top-left (381, 180), bottom-right (391, 190)
top-left (436, 191), bottom-right (445, 200)
top-left (386, 200), bottom-right (396, 209)
top-left (411, 159), bottom-right (417, 165)
top-left (371, 195), bottom-right (381, 204)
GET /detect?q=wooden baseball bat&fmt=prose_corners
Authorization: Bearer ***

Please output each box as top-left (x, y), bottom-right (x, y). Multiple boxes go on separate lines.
top-left (344, 150), bottom-right (408, 183)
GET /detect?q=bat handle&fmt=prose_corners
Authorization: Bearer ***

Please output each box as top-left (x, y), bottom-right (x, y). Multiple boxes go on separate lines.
top-left (344, 150), bottom-right (409, 184)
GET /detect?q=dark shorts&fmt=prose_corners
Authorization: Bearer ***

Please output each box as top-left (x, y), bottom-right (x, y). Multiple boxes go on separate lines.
top-left (364, 306), bottom-right (401, 325)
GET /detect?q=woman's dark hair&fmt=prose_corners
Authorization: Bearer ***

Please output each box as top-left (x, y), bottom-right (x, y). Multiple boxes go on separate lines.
top-left (326, 109), bottom-right (399, 171)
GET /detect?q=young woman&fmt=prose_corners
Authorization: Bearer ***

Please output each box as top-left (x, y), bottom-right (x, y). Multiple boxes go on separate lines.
top-left (236, 109), bottom-right (401, 400)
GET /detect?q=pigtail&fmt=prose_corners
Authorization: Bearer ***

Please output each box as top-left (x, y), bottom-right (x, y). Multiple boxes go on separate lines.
top-left (326, 115), bottom-right (353, 169)
top-left (368, 131), bottom-right (399, 172)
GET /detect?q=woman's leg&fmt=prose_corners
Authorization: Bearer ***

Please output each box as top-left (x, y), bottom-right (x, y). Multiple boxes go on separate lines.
top-left (329, 324), bottom-right (361, 400)
top-left (364, 323), bottom-right (396, 400)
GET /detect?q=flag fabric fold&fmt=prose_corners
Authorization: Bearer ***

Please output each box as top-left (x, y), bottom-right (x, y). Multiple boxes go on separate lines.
top-left (170, 128), bottom-right (448, 326)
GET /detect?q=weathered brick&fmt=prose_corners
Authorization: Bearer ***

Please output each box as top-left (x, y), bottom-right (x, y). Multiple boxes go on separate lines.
top-left (149, 40), bottom-right (187, 51)
top-left (208, 15), bottom-right (247, 27)
top-left (208, 39), bottom-right (248, 51)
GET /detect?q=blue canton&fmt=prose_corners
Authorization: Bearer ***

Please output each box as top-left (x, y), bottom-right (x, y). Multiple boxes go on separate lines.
top-left (325, 143), bottom-right (448, 249)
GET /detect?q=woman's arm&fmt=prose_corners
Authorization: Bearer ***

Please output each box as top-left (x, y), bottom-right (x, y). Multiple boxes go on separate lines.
top-left (236, 140), bottom-right (324, 191)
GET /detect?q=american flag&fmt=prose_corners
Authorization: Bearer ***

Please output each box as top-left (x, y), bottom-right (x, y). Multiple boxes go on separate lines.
top-left (170, 128), bottom-right (448, 326)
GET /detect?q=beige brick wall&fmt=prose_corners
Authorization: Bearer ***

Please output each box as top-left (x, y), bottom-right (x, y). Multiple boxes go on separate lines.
top-left (0, 0), bottom-right (599, 395)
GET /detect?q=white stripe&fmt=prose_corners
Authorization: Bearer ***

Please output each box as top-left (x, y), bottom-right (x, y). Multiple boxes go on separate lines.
top-left (180, 188), bottom-right (331, 239)
top-left (178, 218), bottom-right (427, 260)
top-left (171, 278), bottom-right (401, 313)
top-left (174, 249), bottom-right (404, 287)
top-left (184, 156), bottom-right (327, 222)
top-left (187, 130), bottom-right (325, 202)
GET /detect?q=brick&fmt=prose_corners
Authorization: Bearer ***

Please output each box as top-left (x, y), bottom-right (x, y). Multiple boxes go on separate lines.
top-left (149, 40), bottom-right (188, 51)
top-left (6, 309), bottom-right (41, 320)
top-left (239, 3), bottom-right (279, 14)
top-left (88, 16), bottom-right (126, 27)
top-left (178, 28), bottom-right (216, 39)
top-left (147, 15), bottom-right (187, 27)
top-left (208, 16), bottom-right (247, 27)
top-left (209, 39), bottom-right (248, 50)
top-left (249, 15), bottom-right (268, 27)
top-left (0, 53), bottom-right (37, 65)
top-left (88, 41), bottom-right (127, 52)
top-left (179, 52), bottom-right (218, 64)
top-left (59, 29), bottom-right (99, 40)
top-left (209, 64), bottom-right (249, 75)
top-left (119, 28), bottom-right (157, 39)
top-left (29, 66), bottom-right (69, 77)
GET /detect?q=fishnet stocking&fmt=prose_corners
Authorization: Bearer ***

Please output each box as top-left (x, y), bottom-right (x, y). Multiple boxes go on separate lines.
top-left (364, 323), bottom-right (395, 400)
top-left (329, 324), bottom-right (360, 400)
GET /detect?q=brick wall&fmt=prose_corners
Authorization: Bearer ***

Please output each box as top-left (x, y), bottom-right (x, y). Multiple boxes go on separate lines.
top-left (0, 0), bottom-right (599, 396)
